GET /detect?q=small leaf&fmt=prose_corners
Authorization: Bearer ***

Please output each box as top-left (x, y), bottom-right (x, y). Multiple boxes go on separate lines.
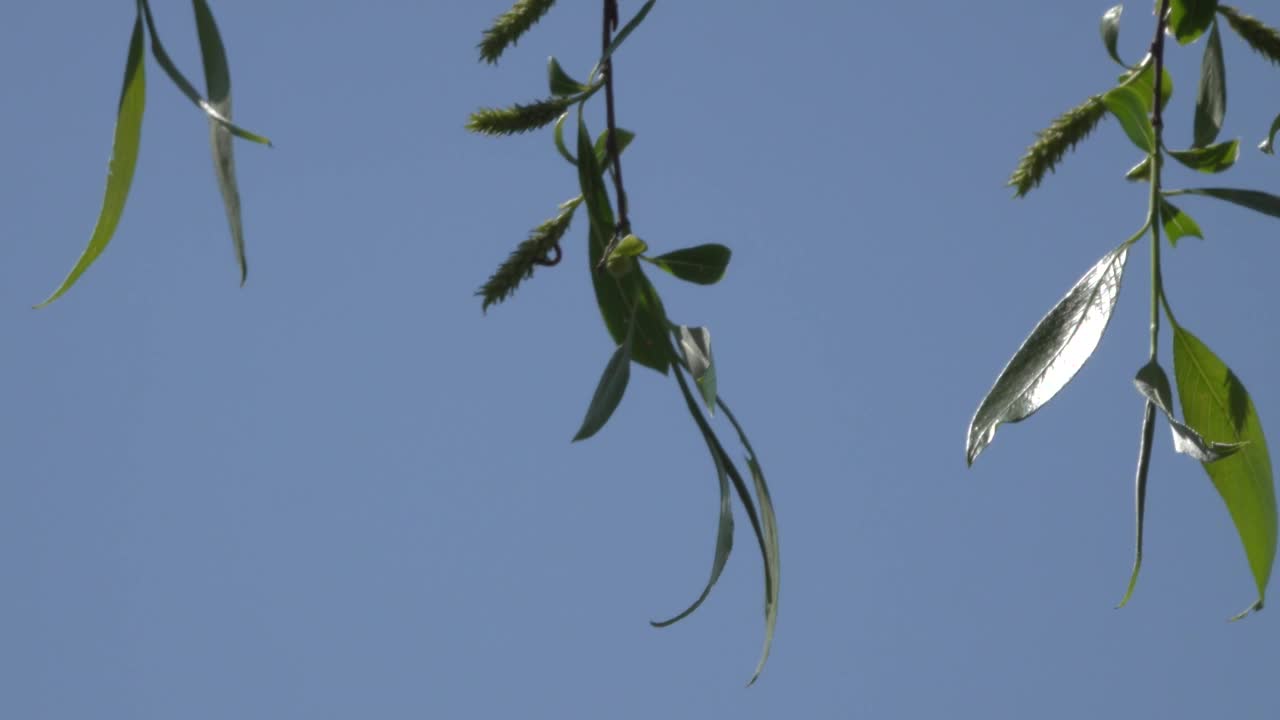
top-left (467, 95), bottom-right (578, 135)
top-left (1103, 85), bottom-right (1156, 153)
top-left (572, 326), bottom-right (633, 442)
top-left (478, 0), bottom-right (557, 64)
top-left (193, 0), bottom-right (250, 284)
top-left (1218, 5), bottom-right (1280, 67)
top-left (1101, 5), bottom-right (1130, 67)
top-left (38, 12), bottom-right (147, 307)
top-left (609, 234), bottom-right (647, 259)
top-left (1135, 359), bottom-right (1246, 461)
top-left (1194, 20), bottom-right (1227, 147)
top-left (647, 244), bottom-right (732, 285)
top-left (1160, 198), bottom-right (1204, 245)
top-left (547, 56), bottom-right (585, 96)
top-left (677, 326), bottom-right (717, 413)
top-left (1165, 187), bottom-right (1280, 219)
top-left (1169, 0), bottom-right (1219, 45)
top-left (1167, 139), bottom-right (1240, 173)
top-left (1259, 112), bottom-right (1280, 154)
top-left (594, 128), bottom-right (636, 170)
top-left (967, 246), bottom-right (1129, 465)
top-left (1173, 325), bottom-right (1277, 617)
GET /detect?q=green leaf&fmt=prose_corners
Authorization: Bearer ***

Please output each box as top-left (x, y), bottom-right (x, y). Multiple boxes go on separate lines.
top-left (647, 244), bottom-right (732, 285)
top-left (967, 246), bottom-right (1130, 465)
top-left (547, 56), bottom-right (585, 96)
top-left (478, 0), bottom-right (556, 64)
top-left (1170, 0), bottom-right (1219, 44)
top-left (1165, 187), bottom-right (1280, 219)
top-left (1120, 59), bottom-right (1173, 112)
top-left (592, 0), bottom-right (657, 79)
top-left (137, 0), bottom-right (270, 146)
top-left (477, 196), bottom-right (582, 312)
top-left (1101, 5), bottom-right (1130, 67)
top-left (1259, 112), bottom-right (1280, 154)
top-left (594, 127), bottom-right (636, 170)
top-left (1160, 198), bottom-right (1204, 245)
top-left (1173, 325), bottom-right (1277, 617)
top-left (1118, 398), bottom-right (1156, 609)
top-left (1126, 155), bottom-right (1155, 182)
top-left (1168, 139), bottom-right (1240, 173)
top-left (1136, 359), bottom-right (1246, 461)
top-left (38, 12), bottom-right (147, 308)
top-left (677, 326), bottom-right (717, 413)
top-left (1194, 20), bottom-right (1227, 147)
top-left (650, 430), bottom-right (734, 628)
top-left (572, 325), bottom-right (633, 442)
top-left (1103, 86), bottom-right (1156, 153)
top-left (193, 0), bottom-right (249, 284)
top-left (718, 399), bottom-right (779, 687)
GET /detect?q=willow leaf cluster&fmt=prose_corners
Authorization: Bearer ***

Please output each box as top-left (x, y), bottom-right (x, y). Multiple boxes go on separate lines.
top-left (469, 0), bottom-right (780, 684)
top-left (971, 0), bottom-right (1280, 620)
top-left (47, 0), bottom-right (269, 307)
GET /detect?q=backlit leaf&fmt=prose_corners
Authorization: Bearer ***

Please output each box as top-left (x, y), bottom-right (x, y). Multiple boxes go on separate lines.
top-left (1169, 0), bottom-right (1219, 45)
top-left (1101, 5), bottom-right (1130, 67)
top-left (1104, 85), bottom-right (1155, 153)
top-left (1160, 198), bottom-right (1203, 245)
top-left (1168, 139), bottom-right (1240, 173)
top-left (1165, 187), bottom-right (1280, 219)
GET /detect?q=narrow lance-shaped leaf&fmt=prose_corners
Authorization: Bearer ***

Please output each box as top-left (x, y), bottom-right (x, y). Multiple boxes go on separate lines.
top-left (137, 0), bottom-right (270, 146)
top-left (1103, 85), bottom-right (1156, 153)
top-left (967, 246), bottom-right (1130, 465)
top-left (1173, 325), bottom-right (1277, 618)
top-left (572, 322), bottom-right (633, 442)
top-left (547, 56), bottom-right (585, 96)
top-left (677, 326), bottom-right (717, 413)
top-left (1169, 0), bottom-right (1219, 45)
top-left (38, 12), bottom-right (147, 308)
top-left (1159, 198), bottom-right (1204, 245)
top-left (650, 430), bottom-right (734, 629)
top-left (193, 0), bottom-right (249, 284)
top-left (591, 0), bottom-right (657, 79)
top-left (1217, 5), bottom-right (1280, 67)
top-left (1168, 139), bottom-right (1240, 173)
top-left (1260, 112), bottom-right (1280, 154)
top-left (1194, 19), bottom-right (1227, 147)
top-left (1118, 398), bottom-right (1156, 609)
top-left (478, 0), bottom-right (556, 64)
top-left (718, 398), bottom-right (779, 687)
top-left (646, 244), bottom-right (732, 285)
top-left (1165, 187), bottom-right (1280, 219)
top-left (1101, 5), bottom-right (1130, 67)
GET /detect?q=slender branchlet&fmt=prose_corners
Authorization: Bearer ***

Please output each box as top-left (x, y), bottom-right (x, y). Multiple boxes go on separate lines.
top-left (477, 198), bottom-right (582, 311)
top-left (1219, 6), bottom-right (1280, 66)
top-left (1008, 95), bottom-right (1108, 197)
top-left (601, 0), bottom-right (630, 236)
top-left (466, 96), bottom-right (577, 135)
top-left (478, 0), bottom-right (558, 64)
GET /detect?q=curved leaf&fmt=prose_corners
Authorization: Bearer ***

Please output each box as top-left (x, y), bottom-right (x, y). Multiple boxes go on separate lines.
top-left (1103, 86), bottom-right (1155, 153)
top-left (591, 0), bottom-right (657, 79)
top-left (1101, 5), bottom-right (1129, 67)
top-left (1261, 112), bottom-right (1280, 154)
top-left (1194, 20), bottom-right (1227, 147)
top-left (648, 244), bottom-right (732, 285)
top-left (38, 12), bottom-right (147, 307)
top-left (572, 328), bottom-right (632, 442)
top-left (1165, 187), bottom-right (1280, 219)
top-left (1160, 198), bottom-right (1204, 245)
top-left (677, 326), bottom-right (717, 413)
top-left (1168, 139), bottom-right (1240, 173)
top-left (1173, 326), bottom-right (1277, 617)
top-left (967, 246), bottom-right (1130, 465)
top-left (1170, 0), bottom-right (1219, 45)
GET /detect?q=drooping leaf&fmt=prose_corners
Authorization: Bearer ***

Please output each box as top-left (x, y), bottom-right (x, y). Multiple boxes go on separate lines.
top-left (1170, 0), bottom-right (1219, 45)
top-left (1173, 325), bottom-right (1277, 617)
top-left (647, 244), bottom-right (732, 285)
top-left (572, 324), bottom-right (633, 442)
top-left (677, 326), bottom-right (717, 413)
top-left (1160, 198), bottom-right (1204, 245)
top-left (1168, 139), bottom-right (1240, 173)
top-left (478, 0), bottom-right (557, 63)
top-left (1008, 95), bottom-right (1108, 197)
top-left (1165, 187), bottom-right (1280, 219)
top-left (547, 56), bottom-right (585, 96)
top-left (192, 0), bottom-right (250, 284)
top-left (1101, 5), bottom-right (1130, 67)
top-left (1218, 5), bottom-right (1280, 67)
top-left (1118, 399), bottom-right (1157, 609)
top-left (1194, 20), bottom-right (1227, 147)
top-left (1135, 359), bottom-right (1246, 461)
top-left (591, 0), bottom-right (657, 79)
top-left (38, 12), bottom-right (147, 308)
top-left (1126, 155), bottom-right (1155, 182)
top-left (1259, 112), bottom-right (1280, 154)
top-left (718, 398), bottom-right (779, 687)
top-left (650, 429), bottom-right (734, 628)
top-left (553, 112), bottom-right (576, 164)
top-left (137, 0), bottom-right (270, 146)
top-left (1103, 85), bottom-right (1156, 153)
top-left (594, 127), bottom-right (635, 170)
top-left (967, 246), bottom-right (1130, 465)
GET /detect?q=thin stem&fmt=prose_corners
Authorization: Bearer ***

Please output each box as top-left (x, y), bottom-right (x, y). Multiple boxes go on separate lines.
top-left (601, 0), bottom-right (630, 237)
top-left (1148, 0), bottom-right (1170, 361)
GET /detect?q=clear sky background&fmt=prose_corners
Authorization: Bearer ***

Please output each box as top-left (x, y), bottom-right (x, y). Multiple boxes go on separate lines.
top-left (3, 1), bottom-right (1280, 717)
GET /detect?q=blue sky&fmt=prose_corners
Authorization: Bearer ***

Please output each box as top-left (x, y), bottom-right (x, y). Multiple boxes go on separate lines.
top-left (3, 1), bottom-right (1280, 717)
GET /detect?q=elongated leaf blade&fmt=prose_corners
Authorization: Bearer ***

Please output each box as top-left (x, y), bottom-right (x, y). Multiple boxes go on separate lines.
top-left (1101, 5), bottom-right (1129, 67)
top-left (1168, 139), bottom-right (1240, 173)
top-left (677, 326), bottom-right (717, 413)
top-left (1173, 326), bottom-right (1277, 617)
top-left (1104, 86), bottom-right (1156, 153)
top-left (1170, 0), bottom-right (1219, 45)
top-left (547, 56), bottom-right (585, 96)
top-left (1194, 20), bottom-right (1227, 147)
top-left (1118, 400), bottom-right (1156, 608)
top-left (1166, 187), bottom-right (1280, 219)
top-left (138, 0), bottom-right (270, 145)
top-left (38, 14), bottom-right (147, 307)
top-left (650, 434), bottom-right (734, 628)
top-left (572, 330), bottom-right (632, 442)
top-left (594, 0), bottom-right (656, 75)
top-left (1160, 198), bottom-right (1204, 245)
top-left (967, 247), bottom-right (1129, 464)
top-left (193, 0), bottom-right (249, 284)
top-left (1260, 112), bottom-right (1280, 154)
top-left (649, 244), bottom-right (732, 285)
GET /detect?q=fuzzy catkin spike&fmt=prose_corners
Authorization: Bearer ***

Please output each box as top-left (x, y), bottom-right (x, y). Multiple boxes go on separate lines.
top-left (1008, 95), bottom-right (1108, 197)
top-left (478, 198), bottom-right (583, 312)
top-left (1219, 6), bottom-right (1280, 66)
top-left (466, 96), bottom-right (576, 135)
top-left (478, 0), bottom-right (557, 64)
